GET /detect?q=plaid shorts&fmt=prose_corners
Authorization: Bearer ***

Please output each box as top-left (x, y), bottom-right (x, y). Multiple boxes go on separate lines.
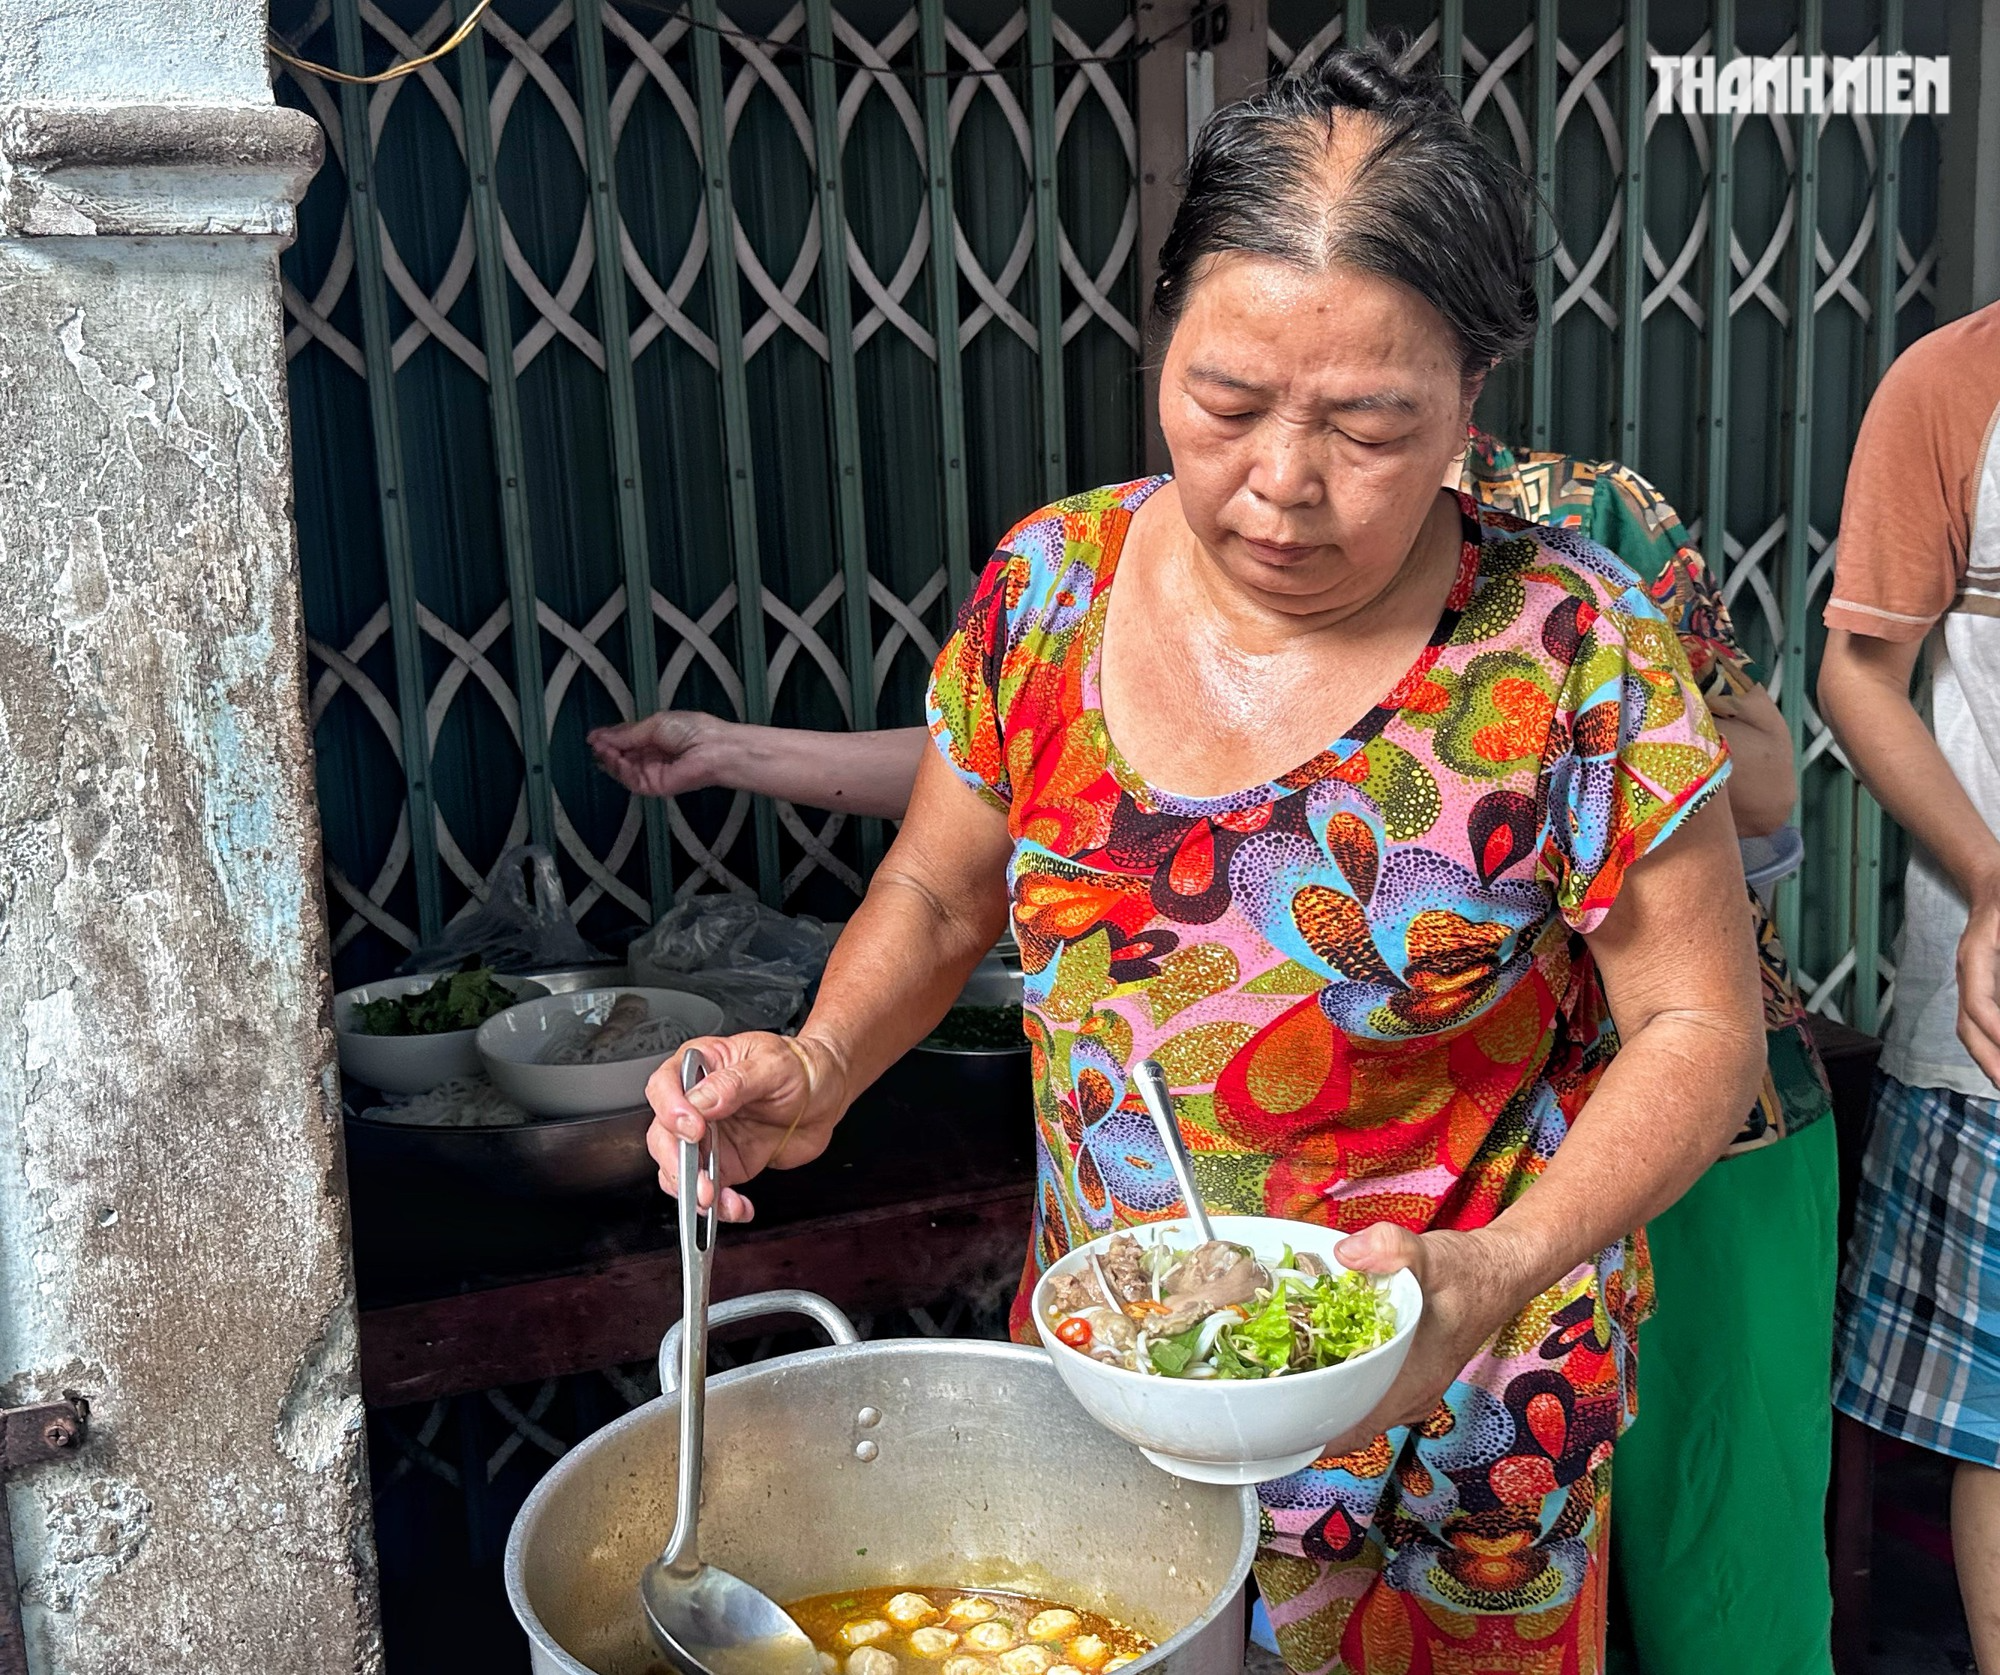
top-left (1833, 1070), bottom-right (2000, 1465)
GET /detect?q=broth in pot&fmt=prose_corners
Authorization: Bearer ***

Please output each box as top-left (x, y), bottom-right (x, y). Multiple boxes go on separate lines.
top-left (787, 1587), bottom-right (1153, 1675)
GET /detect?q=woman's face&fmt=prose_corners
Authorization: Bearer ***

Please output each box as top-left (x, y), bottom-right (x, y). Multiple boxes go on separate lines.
top-left (1158, 253), bottom-right (1480, 614)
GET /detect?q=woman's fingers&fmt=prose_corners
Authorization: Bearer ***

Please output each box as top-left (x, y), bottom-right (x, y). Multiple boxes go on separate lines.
top-left (643, 1031), bottom-right (811, 1215)
top-left (649, 1150), bottom-right (756, 1219)
top-left (587, 716), bottom-right (659, 750)
top-left (644, 1034), bottom-right (744, 1139)
top-left (645, 1107), bottom-right (756, 1217)
top-left (1317, 1226), bottom-right (1473, 1455)
top-left (1333, 1221), bottom-right (1425, 1278)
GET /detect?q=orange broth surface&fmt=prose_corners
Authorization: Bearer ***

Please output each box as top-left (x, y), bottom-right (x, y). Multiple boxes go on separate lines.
top-left (784, 1586), bottom-right (1153, 1675)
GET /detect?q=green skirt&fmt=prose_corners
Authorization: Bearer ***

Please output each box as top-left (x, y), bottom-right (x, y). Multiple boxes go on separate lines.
top-left (1608, 1117), bottom-right (1839, 1675)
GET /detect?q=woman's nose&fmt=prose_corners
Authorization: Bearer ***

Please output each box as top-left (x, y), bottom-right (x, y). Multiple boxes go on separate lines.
top-left (1245, 432), bottom-right (1325, 509)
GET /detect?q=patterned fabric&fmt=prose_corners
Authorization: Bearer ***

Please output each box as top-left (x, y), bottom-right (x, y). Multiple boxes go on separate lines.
top-left (1261, 1460), bottom-right (1612, 1675)
top-left (1463, 430), bottom-right (1832, 1151)
top-left (927, 477), bottom-right (1731, 1675)
top-left (1833, 1070), bottom-right (2000, 1466)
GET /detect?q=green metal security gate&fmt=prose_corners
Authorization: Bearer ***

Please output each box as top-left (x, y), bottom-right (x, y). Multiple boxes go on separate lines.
top-left (277, 0), bottom-right (1141, 976)
top-left (274, 0), bottom-right (1946, 1031)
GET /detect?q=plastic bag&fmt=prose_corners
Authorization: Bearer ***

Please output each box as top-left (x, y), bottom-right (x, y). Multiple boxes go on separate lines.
top-left (400, 844), bottom-right (604, 976)
top-left (626, 895), bottom-right (831, 1033)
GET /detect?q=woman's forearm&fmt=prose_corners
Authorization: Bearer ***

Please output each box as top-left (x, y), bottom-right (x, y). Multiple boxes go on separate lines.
top-left (1710, 696), bottom-right (1796, 838)
top-left (793, 753), bottom-right (1013, 1116)
top-left (1472, 1003), bottom-right (1762, 1309)
top-left (715, 724), bottom-right (926, 819)
top-left (1467, 800), bottom-right (1763, 1312)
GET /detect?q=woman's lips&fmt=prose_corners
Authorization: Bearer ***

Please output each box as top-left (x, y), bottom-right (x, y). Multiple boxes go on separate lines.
top-left (1236, 535), bottom-right (1317, 564)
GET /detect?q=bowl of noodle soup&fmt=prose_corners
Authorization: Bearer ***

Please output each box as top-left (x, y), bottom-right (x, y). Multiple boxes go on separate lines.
top-left (477, 987), bottom-right (724, 1117)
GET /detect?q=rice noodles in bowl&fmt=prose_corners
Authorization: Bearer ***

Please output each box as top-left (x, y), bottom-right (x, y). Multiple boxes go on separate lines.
top-left (1031, 1216), bottom-right (1423, 1485)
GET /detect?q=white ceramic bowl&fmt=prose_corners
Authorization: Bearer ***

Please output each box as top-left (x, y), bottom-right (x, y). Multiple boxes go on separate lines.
top-left (476, 988), bottom-right (726, 1118)
top-left (334, 973), bottom-right (548, 1095)
top-left (1032, 1214), bottom-right (1424, 1485)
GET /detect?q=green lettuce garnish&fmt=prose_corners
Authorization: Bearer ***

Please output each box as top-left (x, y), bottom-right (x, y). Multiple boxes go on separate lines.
top-left (1148, 1321), bottom-right (1206, 1377)
top-left (1298, 1268), bottom-right (1399, 1365)
top-left (353, 964), bottom-right (518, 1037)
top-left (1207, 1269), bottom-right (1396, 1379)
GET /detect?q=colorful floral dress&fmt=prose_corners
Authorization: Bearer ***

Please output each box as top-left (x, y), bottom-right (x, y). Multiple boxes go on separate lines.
top-left (926, 479), bottom-right (1731, 1675)
top-left (1462, 429), bottom-right (1831, 1149)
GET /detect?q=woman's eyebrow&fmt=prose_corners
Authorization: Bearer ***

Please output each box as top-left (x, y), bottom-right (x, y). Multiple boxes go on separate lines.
top-left (1185, 364), bottom-right (1268, 394)
top-left (1326, 389), bottom-right (1419, 416)
top-left (1183, 364), bottom-right (1417, 415)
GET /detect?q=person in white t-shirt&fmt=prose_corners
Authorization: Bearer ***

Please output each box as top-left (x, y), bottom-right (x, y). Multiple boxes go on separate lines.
top-left (1821, 296), bottom-right (2000, 1670)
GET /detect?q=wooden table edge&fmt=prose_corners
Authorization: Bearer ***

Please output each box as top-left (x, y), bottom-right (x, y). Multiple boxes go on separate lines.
top-left (358, 1179), bottom-right (1035, 1407)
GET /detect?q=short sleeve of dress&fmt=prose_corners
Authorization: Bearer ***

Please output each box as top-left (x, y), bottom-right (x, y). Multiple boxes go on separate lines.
top-left (925, 549), bottom-right (1019, 810)
top-left (1646, 548), bottom-right (1760, 698)
top-left (1537, 572), bottom-right (1733, 934)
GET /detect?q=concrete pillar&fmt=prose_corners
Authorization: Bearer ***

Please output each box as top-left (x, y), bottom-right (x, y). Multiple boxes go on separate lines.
top-left (0, 2), bottom-right (381, 1670)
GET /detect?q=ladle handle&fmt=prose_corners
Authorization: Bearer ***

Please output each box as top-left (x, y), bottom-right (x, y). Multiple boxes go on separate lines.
top-left (1133, 1058), bottom-right (1216, 1245)
top-left (664, 1047), bottom-right (716, 1579)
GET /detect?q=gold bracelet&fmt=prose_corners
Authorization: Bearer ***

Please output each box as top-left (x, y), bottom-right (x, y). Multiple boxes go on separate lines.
top-left (773, 1034), bottom-right (823, 1155)
top-left (777, 1032), bottom-right (820, 1093)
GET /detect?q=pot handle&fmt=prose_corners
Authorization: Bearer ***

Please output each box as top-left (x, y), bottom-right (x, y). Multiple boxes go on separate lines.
top-left (659, 1289), bottom-right (862, 1395)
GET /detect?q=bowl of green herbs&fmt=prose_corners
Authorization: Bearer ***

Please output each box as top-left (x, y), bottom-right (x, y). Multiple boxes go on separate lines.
top-left (916, 950), bottom-right (1026, 1059)
top-left (334, 965), bottom-right (547, 1095)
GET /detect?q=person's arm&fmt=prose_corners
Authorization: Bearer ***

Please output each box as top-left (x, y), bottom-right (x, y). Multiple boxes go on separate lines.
top-left (1328, 796), bottom-right (1763, 1447)
top-left (1705, 684), bottom-right (1796, 837)
top-left (1821, 628), bottom-right (2000, 1081)
top-left (1642, 539), bottom-right (1797, 839)
top-left (642, 747), bottom-right (1011, 1217)
top-left (588, 712), bottom-right (926, 819)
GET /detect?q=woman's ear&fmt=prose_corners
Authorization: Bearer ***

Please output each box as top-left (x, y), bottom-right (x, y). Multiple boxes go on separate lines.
top-left (1460, 358), bottom-right (1495, 414)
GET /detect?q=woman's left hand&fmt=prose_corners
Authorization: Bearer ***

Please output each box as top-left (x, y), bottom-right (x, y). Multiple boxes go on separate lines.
top-left (1316, 1223), bottom-right (1531, 1458)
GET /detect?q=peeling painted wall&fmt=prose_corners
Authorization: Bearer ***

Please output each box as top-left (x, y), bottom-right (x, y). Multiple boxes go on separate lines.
top-left (0, 16), bottom-right (381, 1671)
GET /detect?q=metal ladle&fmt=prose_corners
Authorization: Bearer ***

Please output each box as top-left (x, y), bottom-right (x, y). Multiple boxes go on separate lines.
top-left (640, 1048), bottom-right (821, 1675)
top-left (1132, 1057), bottom-right (1216, 1245)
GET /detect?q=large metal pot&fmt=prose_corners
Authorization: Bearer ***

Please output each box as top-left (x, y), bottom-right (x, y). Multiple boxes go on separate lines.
top-left (507, 1291), bottom-right (1258, 1675)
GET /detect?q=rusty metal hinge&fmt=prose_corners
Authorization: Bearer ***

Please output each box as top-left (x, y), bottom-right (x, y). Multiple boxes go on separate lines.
top-left (0, 1395), bottom-right (90, 1675)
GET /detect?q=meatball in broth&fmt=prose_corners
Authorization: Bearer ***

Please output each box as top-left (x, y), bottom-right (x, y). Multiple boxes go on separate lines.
top-left (784, 1588), bottom-right (1153, 1675)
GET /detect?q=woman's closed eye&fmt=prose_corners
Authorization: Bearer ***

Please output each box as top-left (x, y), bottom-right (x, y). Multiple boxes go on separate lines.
top-left (1336, 423), bottom-right (1413, 451)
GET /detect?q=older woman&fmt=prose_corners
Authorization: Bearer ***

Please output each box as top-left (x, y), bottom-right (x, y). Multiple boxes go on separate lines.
top-left (644, 44), bottom-right (1763, 1675)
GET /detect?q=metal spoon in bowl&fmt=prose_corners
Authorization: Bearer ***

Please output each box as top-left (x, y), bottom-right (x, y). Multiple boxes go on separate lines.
top-left (1132, 1057), bottom-right (1216, 1246)
top-left (640, 1048), bottom-right (820, 1675)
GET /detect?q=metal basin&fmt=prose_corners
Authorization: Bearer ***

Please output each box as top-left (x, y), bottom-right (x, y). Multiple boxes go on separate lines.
top-left (519, 964), bottom-right (634, 995)
top-left (507, 1292), bottom-right (1256, 1675)
top-left (343, 1104), bottom-right (655, 1197)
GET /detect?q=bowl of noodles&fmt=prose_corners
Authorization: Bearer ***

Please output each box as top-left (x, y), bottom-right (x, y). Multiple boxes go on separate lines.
top-left (477, 987), bottom-right (725, 1118)
top-left (1031, 1215), bottom-right (1422, 1484)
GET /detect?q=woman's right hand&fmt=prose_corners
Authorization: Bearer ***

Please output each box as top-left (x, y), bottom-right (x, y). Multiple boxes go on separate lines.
top-left (643, 1031), bottom-right (848, 1221)
top-left (589, 710), bottom-right (734, 799)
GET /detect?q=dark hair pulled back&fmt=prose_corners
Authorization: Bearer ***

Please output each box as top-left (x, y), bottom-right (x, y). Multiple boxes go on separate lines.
top-left (1151, 34), bottom-right (1540, 375)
